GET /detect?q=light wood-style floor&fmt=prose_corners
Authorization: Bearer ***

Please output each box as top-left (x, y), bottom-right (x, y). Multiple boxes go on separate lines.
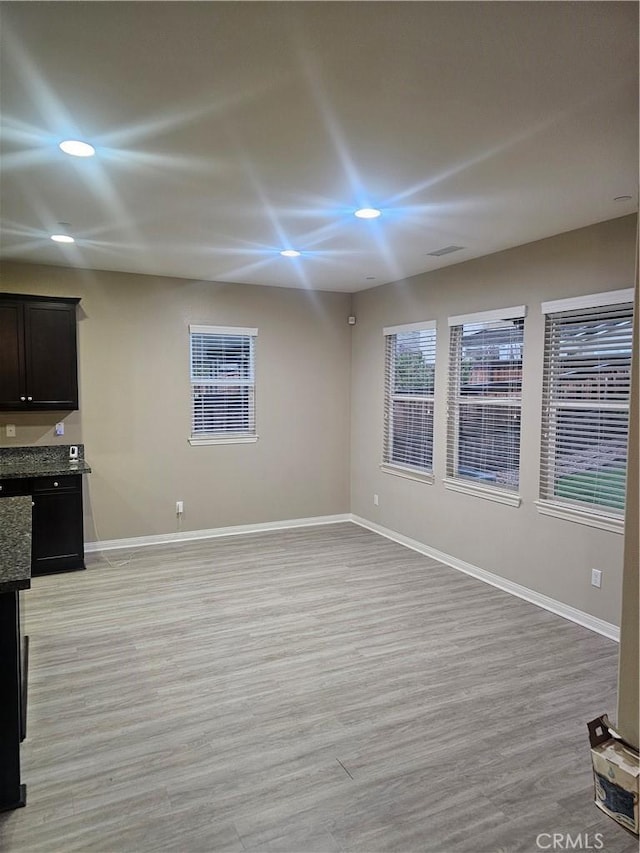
top-left (0, 522), bottom-right (635, 853)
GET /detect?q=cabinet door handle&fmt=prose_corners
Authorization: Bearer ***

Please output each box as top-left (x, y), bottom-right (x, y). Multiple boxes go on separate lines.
top-left (53, 481), bottom-right (59, 487)
top-left (20, 396), bottom-right (26, 401)
top-left (31, 501), bottom-right (35, 507)
top-left (27, 396), bottom-right (33, 401)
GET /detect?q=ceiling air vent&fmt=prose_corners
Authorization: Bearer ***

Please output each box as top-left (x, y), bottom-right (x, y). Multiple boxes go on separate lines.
top-left (427, 245), bottom-right (465, 257)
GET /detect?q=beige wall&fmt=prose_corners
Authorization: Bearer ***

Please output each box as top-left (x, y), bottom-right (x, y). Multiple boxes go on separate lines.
top-left (350, 214), bottom-right (637, 626)
top-left (0, 263), bottom-right (352, 541)
top-left (617, 237), bottom-right (639, 748)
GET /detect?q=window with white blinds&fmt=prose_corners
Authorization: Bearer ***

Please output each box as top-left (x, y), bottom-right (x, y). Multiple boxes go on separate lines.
top-left (189, 325), bottom-right (257, 442)
top-left (383, 321), bottom-right (436, 474)
top-left (540, 291), bottom-right (634, 515)
top-left (447, 307), bottom-right (525, 493)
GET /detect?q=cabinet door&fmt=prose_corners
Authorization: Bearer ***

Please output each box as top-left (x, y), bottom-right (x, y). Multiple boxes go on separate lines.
top-left (31, 487), bottom-right (84, 575)
top-left (24, 301), bottom-right (78, 409)
top-left (0, 302), bottom-right (27, 410)
top-left (0, 591), bottom-right (26, 810)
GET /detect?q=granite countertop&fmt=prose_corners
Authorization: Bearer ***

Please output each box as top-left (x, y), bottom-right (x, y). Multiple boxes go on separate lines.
top-left (0, 496), bottom-right (32, 593)
top-left (0, 444), bottom-right (92, 480)
top-left (0, 460), bottom-right (92, 480)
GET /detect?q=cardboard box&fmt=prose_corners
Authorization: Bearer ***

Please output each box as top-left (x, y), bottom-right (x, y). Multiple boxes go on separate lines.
top-left (588, 715), bottom-right (639, 835)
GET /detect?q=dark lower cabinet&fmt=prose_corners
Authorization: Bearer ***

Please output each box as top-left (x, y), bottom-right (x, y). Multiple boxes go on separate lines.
top-left (0, 476), bottom-right (85, 576)
top-left (0, 591), bottom-right (27, 811)
top-left (32, 477), bottom-right (84, 575)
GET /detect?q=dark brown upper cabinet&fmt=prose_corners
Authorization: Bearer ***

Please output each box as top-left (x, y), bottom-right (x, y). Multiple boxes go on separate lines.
top-left (0, 294), bottom-right (80, 411)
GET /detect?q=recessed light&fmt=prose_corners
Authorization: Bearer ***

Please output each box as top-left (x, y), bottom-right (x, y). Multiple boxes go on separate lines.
top-left (614, 195), bottom-right (632, 202)
top-left (355, 208), bottom-right (381, 219)
top-left (50, 234), bottom-right (75, 243)
top-left (280, 249), bottom-right (301, 257)
top-left (59, 140), bottom-right (96, 157)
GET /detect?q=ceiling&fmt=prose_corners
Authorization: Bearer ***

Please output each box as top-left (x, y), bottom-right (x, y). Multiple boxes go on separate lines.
top-left (1, 2), bottom-right (638, 293)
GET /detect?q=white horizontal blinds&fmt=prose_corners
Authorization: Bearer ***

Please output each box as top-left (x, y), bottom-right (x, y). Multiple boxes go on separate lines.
top-left (190, 326), bottom-right (256, 437)
top-left (541, 300), bottom-right (633, 514)
top-left (447, 312), bottom-right (524, 491)
top-left (384, 323), bottom-right (436, 472)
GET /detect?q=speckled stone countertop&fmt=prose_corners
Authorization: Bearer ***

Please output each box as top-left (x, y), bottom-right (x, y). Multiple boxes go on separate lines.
top-left (0, 444), bottom-right (92, 480)
top-left (0, 496), bottom-right (32, 592)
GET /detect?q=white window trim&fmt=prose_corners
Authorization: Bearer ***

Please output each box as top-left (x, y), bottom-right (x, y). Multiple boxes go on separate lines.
top-left (189, 324), bottom-right (258, 443)
top-left (448, 305), bottom-right (527, 327)
top-left (541, 289), bottom-right (634, 315)
top-left (534, 500), bottom-right (624, 534)
top-left (380, 462), bottom-right (435, 484)
top-left (443, 477), bottom-right (522, 507)
top-left (383, 320), bottom-right (437, 476)
top-left (383, 320), bottom-right (437, 336)
top-left (189, 435), bottom-right (259, 446)
top-left (446, 307), bottom-right (525, 499)
top-left (189, 324), bottom-right (259, 337)
top-left (539, 295), bottom-right (633, 519)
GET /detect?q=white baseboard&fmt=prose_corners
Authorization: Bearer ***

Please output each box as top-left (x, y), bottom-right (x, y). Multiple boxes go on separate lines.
top-left (85, 513), bottom-right (352, 553)
top-left (351, 514), bottom-right (620, 642)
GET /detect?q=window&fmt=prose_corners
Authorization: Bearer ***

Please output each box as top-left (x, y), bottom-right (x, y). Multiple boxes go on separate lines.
top-left (383, 321), bottom-right (436, 476)
top-left (540, 290), bottom-right (634, 519)
top-left (446, 306), bottom-right (525, 502)
top-left (189, 325), bottom-right (257, 445)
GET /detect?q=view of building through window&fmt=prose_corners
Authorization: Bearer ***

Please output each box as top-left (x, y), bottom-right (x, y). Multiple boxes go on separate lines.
top-left (190, 328), bottom-right (256, 438)
top-left (383, 297), bottom-right (633, 516)
top-left (448, 316), bottom-right (524, 489)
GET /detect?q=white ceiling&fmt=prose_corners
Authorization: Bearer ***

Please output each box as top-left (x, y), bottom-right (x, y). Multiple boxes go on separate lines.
top-left (1, 2), bottom-right (638, 292)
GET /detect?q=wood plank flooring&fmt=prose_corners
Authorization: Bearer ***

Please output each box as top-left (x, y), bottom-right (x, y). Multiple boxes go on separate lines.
top-left (0, 522), bottom-right (635, 853)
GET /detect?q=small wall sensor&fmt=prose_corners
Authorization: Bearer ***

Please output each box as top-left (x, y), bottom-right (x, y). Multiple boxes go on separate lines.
top-left (348, 315), bottom-right (357, 325)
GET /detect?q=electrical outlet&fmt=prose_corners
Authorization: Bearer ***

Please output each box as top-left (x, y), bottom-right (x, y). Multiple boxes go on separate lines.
top-left (5, 424), bottom-right (16, 438)
top-left (591, 569), bottom-right (603, 589)
top-left (176, 501), bottom-right (184, 515)
top-left (69, 445), bottom-right (79, 460)
top-left (373, 494), bottom-right (379, 506)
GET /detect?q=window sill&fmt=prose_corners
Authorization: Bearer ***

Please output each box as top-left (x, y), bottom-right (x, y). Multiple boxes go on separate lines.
top-left (443, 477), bottom-right (522, 507)
top-left (189, 435), bottom-right (258, 446)
top-left (380, 463), bottom-right (434, 484)
top-left (534, 500), bottom-right (624, 534)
